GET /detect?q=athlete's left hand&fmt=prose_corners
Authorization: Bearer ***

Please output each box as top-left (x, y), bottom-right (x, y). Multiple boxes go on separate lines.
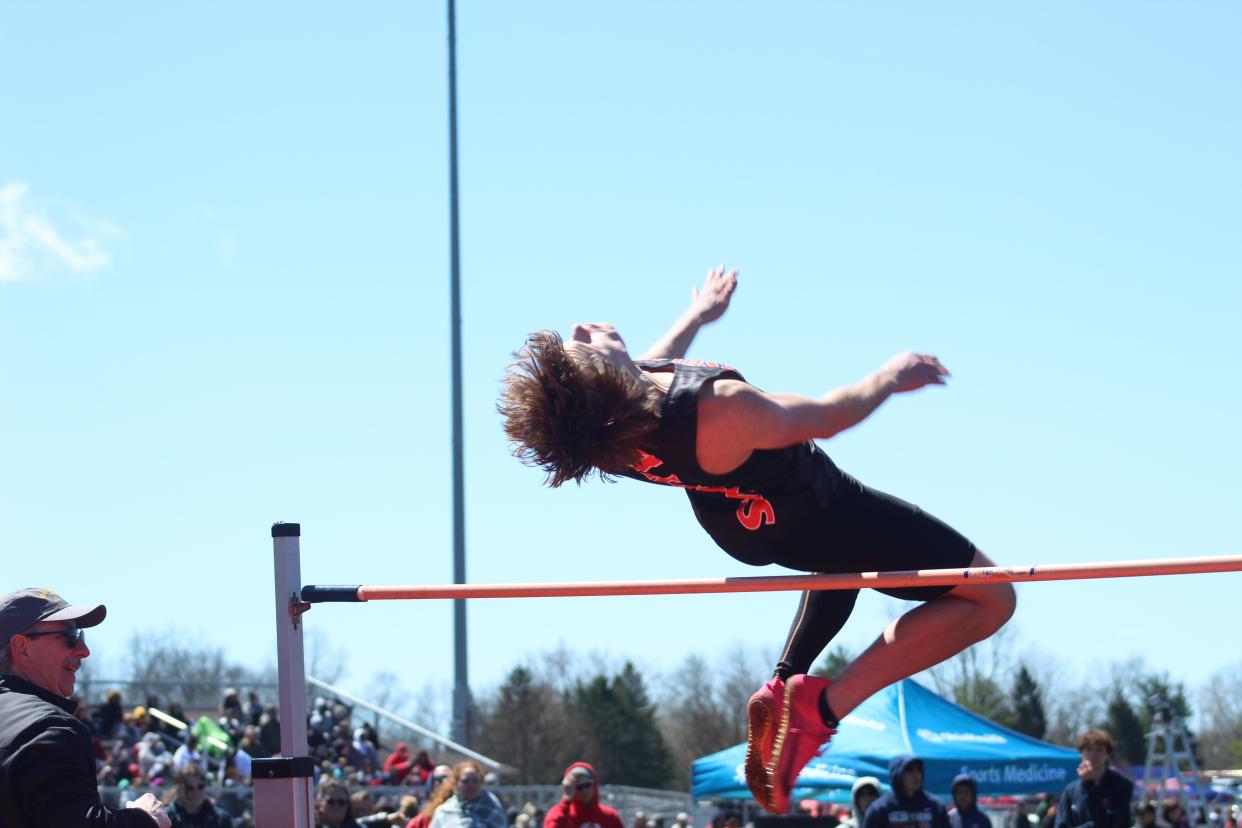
top-left (690, 265), bottom-right (738, 325)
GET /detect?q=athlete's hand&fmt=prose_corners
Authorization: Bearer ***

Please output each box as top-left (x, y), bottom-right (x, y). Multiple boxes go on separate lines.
top-left (690, 265), bottom-right (738, 325)
top-left (881, 351), bottom-right (950, 393)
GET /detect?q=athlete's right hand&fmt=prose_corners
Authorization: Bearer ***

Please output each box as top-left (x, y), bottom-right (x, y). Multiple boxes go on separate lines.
top-left (881, 351), bottom-right (950, 393)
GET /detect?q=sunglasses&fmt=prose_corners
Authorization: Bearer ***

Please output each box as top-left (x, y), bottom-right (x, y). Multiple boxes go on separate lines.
top-left (185, 782), bottom-right (207, 791)
top-left (575, 781), bottom-right (593, 791)
top-left (324, 798), bottom-right (349, 807)
top-left (22, 628), bottom-right (85, 648)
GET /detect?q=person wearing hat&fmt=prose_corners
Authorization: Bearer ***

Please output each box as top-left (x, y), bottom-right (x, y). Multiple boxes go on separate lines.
top-left (0, 587), bottom-right (171, 828)
top-left (544, 763), bottom-right (623, 828)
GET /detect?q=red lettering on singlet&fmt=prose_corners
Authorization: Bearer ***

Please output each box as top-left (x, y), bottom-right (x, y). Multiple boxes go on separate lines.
top-left (671, 358), bottom-right (736, 372)
top-left (629, 449), bottom-right (775, 531)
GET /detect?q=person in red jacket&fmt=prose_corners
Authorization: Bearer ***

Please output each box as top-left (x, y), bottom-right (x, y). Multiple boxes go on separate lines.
top-left (385, 742), bottom-right (415, 784)
top-left (544, 763), bottom-right (623, 828)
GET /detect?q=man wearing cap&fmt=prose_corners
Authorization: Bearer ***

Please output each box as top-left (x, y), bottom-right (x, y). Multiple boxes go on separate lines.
top-left (544, 763), bottom-right (623, 828)
top-left (0, 587), bottom-right (171, 828)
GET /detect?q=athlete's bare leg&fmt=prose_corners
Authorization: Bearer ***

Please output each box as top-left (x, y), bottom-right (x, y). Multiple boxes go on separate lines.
top-left (824, 548), bottom-right (1016, 718)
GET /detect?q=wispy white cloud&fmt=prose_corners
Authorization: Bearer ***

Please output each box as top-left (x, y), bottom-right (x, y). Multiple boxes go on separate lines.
top-left (0, 183), bottom-right (125, 282)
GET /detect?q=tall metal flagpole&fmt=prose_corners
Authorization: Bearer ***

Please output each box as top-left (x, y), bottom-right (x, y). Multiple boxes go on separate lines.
top-left (447, 0), bottom-right (470, 746)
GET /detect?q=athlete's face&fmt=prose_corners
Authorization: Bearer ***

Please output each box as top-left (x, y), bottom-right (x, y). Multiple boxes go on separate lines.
top-left (566, 322), bottom-right (637, 375)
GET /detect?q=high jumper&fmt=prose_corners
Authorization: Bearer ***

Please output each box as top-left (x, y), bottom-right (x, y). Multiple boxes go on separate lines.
top-left (499, 266), bottom-right (1016, 813)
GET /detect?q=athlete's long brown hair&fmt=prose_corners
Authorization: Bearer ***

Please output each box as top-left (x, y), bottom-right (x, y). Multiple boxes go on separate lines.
top-left (499, 331), bottom-right (660, 487)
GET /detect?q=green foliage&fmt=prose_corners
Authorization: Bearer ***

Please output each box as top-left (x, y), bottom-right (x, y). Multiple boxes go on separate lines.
top-left (572, 662), bottom-right (674, 788)
top-left (1105, 686), bottom-right (1147, 765)
top-left (1004, 665), bottom-right (1048, 740)
top-left (811, 644), bottom-right (853, 679)
top-left (476, 666), bottom-right (577, 784)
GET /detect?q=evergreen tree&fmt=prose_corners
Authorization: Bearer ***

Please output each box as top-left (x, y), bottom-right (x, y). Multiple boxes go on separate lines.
top-left (476, 666), bottom-right (579, 783)
top-left (811, 645), bottom-right (853, 679)
top-left (572, 662), bottom-right (674, 788)
top-left (1004, 665), bottom-right (1048, 739)
top-left (1105, 687), bottom-right (1146, 765)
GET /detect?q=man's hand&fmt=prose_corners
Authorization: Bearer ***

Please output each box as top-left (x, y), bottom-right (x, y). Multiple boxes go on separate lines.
top-left (127, 792), bottom-right (171, 828)
top-left (1077, 758), bottom-right (1094, 779)
top-left (880, 351), bottom-right (950, 393)
top-left (689, 265), bottom-right (738, 325)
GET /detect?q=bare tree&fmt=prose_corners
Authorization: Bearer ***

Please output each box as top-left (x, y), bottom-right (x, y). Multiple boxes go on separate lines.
top-left (1199, 662), bottom-right (1242, 768)
top-left (923, 625), bottom-right (1015, 721)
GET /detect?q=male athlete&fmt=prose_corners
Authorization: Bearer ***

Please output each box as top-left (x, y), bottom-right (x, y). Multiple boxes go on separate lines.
top-left (499, 266), bottom-right (1015, 812)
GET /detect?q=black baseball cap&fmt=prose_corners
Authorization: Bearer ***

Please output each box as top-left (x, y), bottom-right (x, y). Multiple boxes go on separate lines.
top-left (0, 588), bottom-right (107, 648)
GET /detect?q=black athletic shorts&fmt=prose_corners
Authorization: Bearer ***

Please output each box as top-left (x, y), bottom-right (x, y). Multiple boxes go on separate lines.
top-left (773, 470), bottom-right (979, 602)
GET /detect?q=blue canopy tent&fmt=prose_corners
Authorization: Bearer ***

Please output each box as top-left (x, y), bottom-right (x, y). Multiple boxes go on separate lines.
top-left (692, 678), bottom-right (1080, 801)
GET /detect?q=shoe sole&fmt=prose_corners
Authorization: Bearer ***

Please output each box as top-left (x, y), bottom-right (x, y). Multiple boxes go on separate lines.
top-left (745, 693), bottom-right (776, 810)
top-left (766, 678), bottom-right (798, 812)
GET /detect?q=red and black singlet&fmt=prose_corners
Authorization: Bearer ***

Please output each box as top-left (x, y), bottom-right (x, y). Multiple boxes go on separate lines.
top-left (619, 358), bottom-right (845, 567)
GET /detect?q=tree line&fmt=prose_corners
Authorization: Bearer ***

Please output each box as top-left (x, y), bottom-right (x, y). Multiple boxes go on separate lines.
top-left (91, 629), bottom-right (1242, 791)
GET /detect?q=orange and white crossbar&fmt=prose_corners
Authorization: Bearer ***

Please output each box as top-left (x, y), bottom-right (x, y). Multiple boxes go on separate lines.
top-left (299, 554), bottom-right (1242, 603)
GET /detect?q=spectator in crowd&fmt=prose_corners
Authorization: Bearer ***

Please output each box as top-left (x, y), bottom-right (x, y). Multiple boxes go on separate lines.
top-left (863, 756), bottom-right (950, 828)
top-left (840, 776), bottom-right (882, 828)
top-left (174, 733), bottom-right (204, 771)
top-left (1054, 730), bottom-right (1134, 828)
top-left (633, 812), bottom-right (648, 828)
top-left (245, 691), bottom-right (263, 726)
top-left (221, 688), bottom-right (243, 722)
top-left (1135, 801), bottom-right (1158, 828)
top-left (426, 761), bottom-right (506, 828)
top-left (164, 763), bottom-right (231, 828)
top-left (349, 728), bottom-right (380, 776)
top-left (139, 733), bottom-right (176, 780)
top-left (318, 778), bottom-right (362, 828)
top-left (0, 587), bottom-right (170, 827)
top-left (674, 814), bottom-right (690, 828)
top-left (948, 774), bottom-right (989, 828)
top-left (386, 742), bottom-right (416, 785)
top-left (99, 689), bottom-right (126, 738)
top-left (425, 764), bottom-right (453, 798)
top-left (1009, 798), bottom-right (1036, 828)
top-left (259, 704), bottom-right (282, 756)
top-left (351, 790), bottom-right (408, 826)
top-left (238, 724), bottom-right (267, 760)
top-left (1159, 800), bottom-right (1188, 828)
top-left (411, 751), bottom-right (436, 786)
top-left (544, 763), bottom-right (623, 828)
top-left (410, 765), bottom-right (455, 828)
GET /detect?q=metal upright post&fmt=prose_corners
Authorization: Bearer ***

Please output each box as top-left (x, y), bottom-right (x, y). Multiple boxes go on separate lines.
top-left (253, 522), bottom-right (315, 827)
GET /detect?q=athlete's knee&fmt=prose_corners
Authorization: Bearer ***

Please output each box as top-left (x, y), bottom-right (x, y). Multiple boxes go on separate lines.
top-left (990, 580), bottom-right (1017, 623)
top-left (964, 548), bottom-right (1016, 622)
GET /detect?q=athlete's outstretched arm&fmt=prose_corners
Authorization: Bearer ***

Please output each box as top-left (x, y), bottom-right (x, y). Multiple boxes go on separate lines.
top-left (639, 265), bottom-right (738, 360)
top-left (699, 352), bottom-right (950, 465)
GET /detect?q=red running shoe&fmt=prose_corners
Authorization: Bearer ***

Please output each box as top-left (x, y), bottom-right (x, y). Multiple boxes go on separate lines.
top-left (744, 677), bottom-right (783, 810)
top-left (767, 674), bottom-right (836, 814)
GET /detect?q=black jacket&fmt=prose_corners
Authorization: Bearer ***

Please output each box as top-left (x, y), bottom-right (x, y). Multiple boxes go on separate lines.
top-left (0, 673), bottom-right (157, 827)
top-left (1054, 767), bottom-right (1134, 828)
top-left (862, 756), bottom-right (952, 828)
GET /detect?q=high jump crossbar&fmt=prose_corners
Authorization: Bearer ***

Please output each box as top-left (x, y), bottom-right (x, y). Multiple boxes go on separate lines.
top-left (299, 553), bottom-right (1242, 603)
top-left (260, 523), bottom-right (1242, 828)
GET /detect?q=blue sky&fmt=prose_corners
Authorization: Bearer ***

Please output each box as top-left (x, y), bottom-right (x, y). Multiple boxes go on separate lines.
top-left (2, 2), bottom-right (1239, 731)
